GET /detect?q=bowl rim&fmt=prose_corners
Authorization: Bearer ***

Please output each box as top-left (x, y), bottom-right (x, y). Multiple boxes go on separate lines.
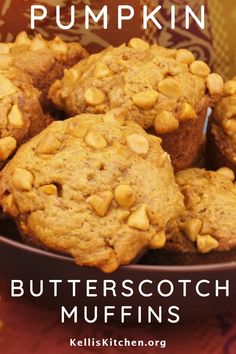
top-left (1, 234), bottom-right (236, 273)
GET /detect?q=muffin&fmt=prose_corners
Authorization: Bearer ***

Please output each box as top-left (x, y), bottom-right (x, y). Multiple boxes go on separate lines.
top-left (0, 67), bottom-right (49, 169)
top-left (0, 32), bottom-right (88, 111)
top-left (0, 113), bottom-right (184, 272)
top-left (142, 167), bottom-right (236, 265)
top-left (49, 38), bottom-right (223, 171)
top-left (206, 78), bottom-right (236, 173)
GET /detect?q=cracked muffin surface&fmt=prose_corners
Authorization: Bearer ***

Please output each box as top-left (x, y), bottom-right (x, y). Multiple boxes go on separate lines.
top-left (0, 113), bottom-right (184, 272)
top-left (0, 32), bottom-right (88, 110)
top-left (165, 167), bottom-right (236, 254)
top-left (49, 38), bottom-right (222, 133)
top-left (49, 38), bottom-right (223, 171)
top-left (0, 67), bottom-right (49, 168)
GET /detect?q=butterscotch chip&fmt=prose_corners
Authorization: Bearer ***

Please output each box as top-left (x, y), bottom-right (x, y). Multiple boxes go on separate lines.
top-left (176, 103), bottom-right (196, 122)
top-left (176, 49), bottom-right (195, 64)
top-left (114, 185), bottom-right (136, 208)
top-left (126, 134), bottom-right (149, 155)
top-left (103, 111), bottom-right (125, 125)
top-left (85, 131), bottom-right (107, 149)
top-left (181, 219), bottom-right (202, 242)
top-left (30, 35), bottom-right (47, 52)
top-left (132, 90), bottom-right (158, 109)
top-left (39, 184), bottom-right (58, 196)
top-left (63, 68), bottom-right (80, 86)
top-left (50, 37), bottom-right (68, 54)
top-left (224, 80), bottom-right (236, 95)
top-left (207, 73), bottom-right (224, 96)
top-left (8, 105), bottom-right (24, 128)
top-left (197, 234), bottom-right (219, 253)
top-left (84, 88), bottom-right (105, 106)
top-left (0, 54), bottom-right (12, 69)
top-left (12, 168), bottom-right (34, 191)
top-left (154, 111), bottom-right (179, 134)
top-left (67, 120), bottom-right (88, 138)
top-left (37, 133), bottom-right (61, 155)
top-left (158, 78), bottom-right (183, 98)
top-left (0, 137), bottom-right (17, 161)
top-left (15, 32), bottom-right (31, 46)
top-left (0, 75), bottom-right (17, 98)
top-left (223, 119), bottom-right (236, 135)
top-left (0, 114), bottom-right (184, 272)
top-left (94, 63), bottom-right (111, 78)
top-left (190, 61), bottom-right (210, 77)
top-left (99, 251), bottom-right (120, 273)
top-left (87, 191), bottom-right (113, 216)
top-left (127, 204), bottom-right (150, 230)
top-left (0, 43), bottom-right (10, 54)
top-left (216, 167), bottom-right (235, 181)
top-left (128, 38), bottom-right (149, 50)
top-left (150, 229), bottom-right (166, 249)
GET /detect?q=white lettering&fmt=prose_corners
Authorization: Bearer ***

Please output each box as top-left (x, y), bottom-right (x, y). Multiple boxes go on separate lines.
top-left (157, 280), bottom-right (174, 297)
top-left (103, 280), bottom-right (117, 297)
top-left (118, 5), bottom-right (135, 29)
top-left (168, 306), bottom-right (180, 323)
top-left (215, 280), bottom-right (229, 297)
top-left (11, 280), bottom-right (24, 297)
top-left (67, 280), bottom-right (81, 297)
top-left (49, 279), bottom-right (62, 297)
top-left (196, 280), bottom-right (210, 297)
top-left (85, 5), bottom-right (108, 30)
top-left (138, 280), bottom-right (153, 297)
top-left (56, 5), bottom-right (75, 30)
top-left (61, 306), bottom-right (77, 323)
top-left (30, 280), bottom-right (43, 297)
top-left (143, 5), bottom-right (162, 30)
top-left (87, 280), bottom-right (97, 297)
top-left (104, 306), bottom-right (115, 323)
top-left (186, 5), bottom-right (205, 29)
top-left (121, 306), bottom-right (132, 323)
top-left (121, 279), bottom-right (134, 297)
top-left (31, 5), bottom-right (47, 30)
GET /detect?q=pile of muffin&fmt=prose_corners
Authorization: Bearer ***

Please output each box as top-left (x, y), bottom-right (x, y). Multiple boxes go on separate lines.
top-left (0, 33), bottom-right (235, 272)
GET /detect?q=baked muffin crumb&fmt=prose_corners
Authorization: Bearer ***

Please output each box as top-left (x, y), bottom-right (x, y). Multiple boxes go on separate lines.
top-left (0, 67), bottom-right (49, 168)
top-left (0, 32), bottom-right (88, 111)
top-left (0, 113), bottom-right (184, 272)
top-left (165, 168), bottom-right (236, 254)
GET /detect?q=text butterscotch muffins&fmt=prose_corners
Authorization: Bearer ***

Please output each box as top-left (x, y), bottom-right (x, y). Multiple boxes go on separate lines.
top-left (0, 32), bottom-right (88, 111)
top-left (0, 113), bottom-right (184, 272)
top-left (206, 78), bottom-right (236, 173)
top-left (49, 38), bottom-right (223, 171)
top-left (0, 67), bottom-right (49, 169)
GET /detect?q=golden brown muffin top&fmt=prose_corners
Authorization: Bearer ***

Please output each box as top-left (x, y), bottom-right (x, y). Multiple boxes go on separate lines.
top-left (166, 167), bottom-right (236, 254)
top-left (49, 38), bottom-right (223, 134)
top-left (0, 113), bottom-right (184, 272)
top-left (0, 31), bottom-right (88, 70)
top-left (212, 78), bottom-right (236, 160)
top-left (0, 67), bottom-right (48, 166)
top-left (0, 32), bottom-right (88, 105)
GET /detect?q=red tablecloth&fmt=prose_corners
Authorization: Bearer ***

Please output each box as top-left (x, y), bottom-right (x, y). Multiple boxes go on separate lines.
top-left (0, 278), bottom-right (236, 354)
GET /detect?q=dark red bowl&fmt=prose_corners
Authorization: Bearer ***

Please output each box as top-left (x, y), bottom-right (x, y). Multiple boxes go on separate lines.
top-left (1, 230), bottom-right (236, 324)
